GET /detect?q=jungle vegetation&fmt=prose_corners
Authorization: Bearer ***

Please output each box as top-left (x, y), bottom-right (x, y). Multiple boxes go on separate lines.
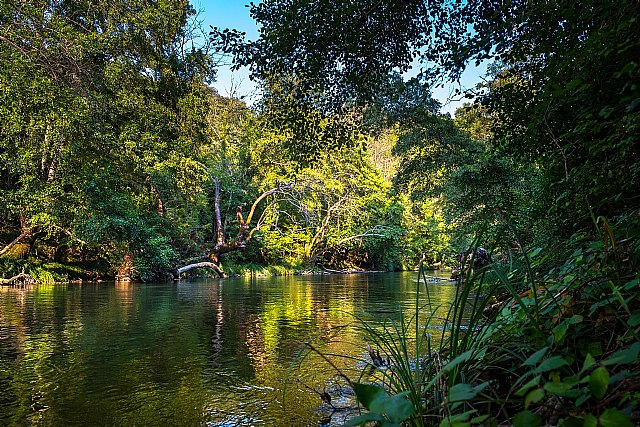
top-left (1, 0), bottom-right (639, 424)
top-left (1, 0), bottom-right (451, 282)
top-left (214, 0), bottom-right (640, 425)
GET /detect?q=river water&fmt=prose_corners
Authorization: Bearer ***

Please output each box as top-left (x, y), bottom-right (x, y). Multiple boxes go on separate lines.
top-left (0, 272), bottom-right (456, 426)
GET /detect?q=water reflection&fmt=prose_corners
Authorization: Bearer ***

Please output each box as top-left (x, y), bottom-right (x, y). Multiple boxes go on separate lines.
top-left (0, 272), bottom-right (457, 426)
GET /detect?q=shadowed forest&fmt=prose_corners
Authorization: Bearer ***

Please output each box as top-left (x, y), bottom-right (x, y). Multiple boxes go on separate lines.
top-left (1, 1), bottom-right (639, 425)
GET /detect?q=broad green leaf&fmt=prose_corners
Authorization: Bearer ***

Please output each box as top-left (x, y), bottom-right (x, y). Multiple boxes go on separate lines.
top-left (543, 381), bottom-right (572, 394)
top-left (623, 279), bottom-right (639, 291)
top-left (351, 383), bottom-right (414, 423)
top-left (470, 414), bottom-right (490, 423)
top-left (534, 356), bottom-right (568, 374)
top-left (372, 395), bottom-right (414, 423)
top-left (529, 247), bottom-right (543, 257)
top-left (588, 367), bottom-right (609, 400)
top-left (344, 413), bottom-right (384, 426)
top-left (583, 413), bottom-right (597, 427)
top-left (580, 354), bottom-right (596, 374)
top-left (524, 388), bottom-right (545, 409)
top-left (523, 347), bottom-right (549, 366)
top-left (602, 341), bottom-right (640, 366)
top-left (513, 410), bottom-right (541, 427)
top-left (552, 315), bottom-right (583, 344)
top-left (575, 393), bottom-right (591, 407)
top-left (351, 382), bottom-right (387, 410)
top-left (627, 311), bottom-right (640, 327)
top-left (558, 417), bottom-right (582, 427)
top-left (448, 383), bottom-right (476, 402)
top-left (439, 410), bottom-right (475, 427)
top-left (516, 375), bottom-right (542, 396)
top-left (599, 408), bottom-right (633, 427)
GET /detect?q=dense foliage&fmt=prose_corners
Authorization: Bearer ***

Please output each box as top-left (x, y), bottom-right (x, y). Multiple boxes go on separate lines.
top-left (0, 1), bottom-right (449, 281)
top-left (213, 0), bottom-right (640, 425)
top-left (2, 0), bottom-right (639, 424)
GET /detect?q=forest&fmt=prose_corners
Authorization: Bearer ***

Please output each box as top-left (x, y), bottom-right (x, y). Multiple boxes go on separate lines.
top-left (1, 0), bottom-right (639, 425)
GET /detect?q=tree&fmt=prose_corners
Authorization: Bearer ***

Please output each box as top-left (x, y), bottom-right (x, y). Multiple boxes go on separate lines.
top-left (217, 0), bottom-right (640, 236)
top-left (0, 0), bottom-right (218, 280)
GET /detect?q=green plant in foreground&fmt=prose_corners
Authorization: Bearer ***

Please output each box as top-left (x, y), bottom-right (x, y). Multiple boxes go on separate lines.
top-left (323, 215), bottom-right (639, 426)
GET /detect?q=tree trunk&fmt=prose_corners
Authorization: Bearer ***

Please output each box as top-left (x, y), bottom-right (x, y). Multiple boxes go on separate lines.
top-left (0, 269), bottom-right (38, 286)
top-left (116, 254), bottom-right (134, 281)
top-left (174, 181), bottom-right (292, 279)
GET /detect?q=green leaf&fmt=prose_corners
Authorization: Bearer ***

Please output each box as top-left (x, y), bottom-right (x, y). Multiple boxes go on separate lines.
top-left (344, 413), bottom-right (384, 426)
top-left (440, 410), bottom-right (475, 427)
top-left (523, 347), bottom-right (549, 366)
top-left (552, 315), bottom-right (583, 344)
top-left (599, 408), bottom-right (633, 427)
top-left (588, 367), bottom-right (609, 400)
top-left (581, 354), bottom-right (596, 374)
top-left (534, 356), bottom-right (568, 374)
top-left (516, 375), bottom-right (541, 396)
top-left (575, 392), bottom-right (591, 407)
top-left (513, 410), bottom-right (541, 427)
top-left (583, 413), bottom-right (597, 427)
top-left (602, 341), bottom-right (640, 366)
top-left (448, 383), bottom-right (476, 402)
top-left (352, 383), bottom-right (387, 410)
top-left (470, 414), bottom-right (490, 423)
top-left (443, 349), bottom-right (474, 371)
top-left (351, 383), bottom-right (415, 423)
top-left (623, 279), bottom-right (639, 291)
top-left (559, 417), bottom-right (583, 427)
top-left (371, 395), bottom-right (414, 423)
top-left (524, 388), bottom-right (545, 409)
top-left (627, 311), bottom-right (640, 327)
top-left (543, 381), bottom-right (572, 395)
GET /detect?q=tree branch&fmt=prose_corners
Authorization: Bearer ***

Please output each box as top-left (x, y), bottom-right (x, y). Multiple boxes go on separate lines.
top-left (177, 261), bottom-right (225, 277)
top-left (0, 229), bottom-right (33, 257)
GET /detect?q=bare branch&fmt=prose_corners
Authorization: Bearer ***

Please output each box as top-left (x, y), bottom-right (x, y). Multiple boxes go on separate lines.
top-left (177, 261), bottom-right (224, 277)
top-left (335, 225), bottom-right (391, 245)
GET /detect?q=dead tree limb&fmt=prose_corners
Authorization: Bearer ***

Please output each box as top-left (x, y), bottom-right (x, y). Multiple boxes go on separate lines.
top-left (0, 228), bottom-right (33, 257)
top-left (0, 269), bottom-right (38, 286)
top-left (177, 262), bottom-right (225, 277)
top-left (176, 181), bottom-right (294, 278)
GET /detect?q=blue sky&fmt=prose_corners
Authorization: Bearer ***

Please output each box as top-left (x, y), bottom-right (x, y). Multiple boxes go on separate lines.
top-left (192, 0), bottom-right (484, 115)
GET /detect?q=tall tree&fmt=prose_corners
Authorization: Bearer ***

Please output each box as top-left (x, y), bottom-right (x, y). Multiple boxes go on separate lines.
top-left (216, 0), bottom-right (640, 234)
top-left (0, 0), bottom-right (217, 280)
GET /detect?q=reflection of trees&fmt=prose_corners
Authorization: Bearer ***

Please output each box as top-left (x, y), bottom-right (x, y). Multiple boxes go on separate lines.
top-left (211, 286), bottom-right (224, 360)
top-left (0, 275), bottom-right (462, 426)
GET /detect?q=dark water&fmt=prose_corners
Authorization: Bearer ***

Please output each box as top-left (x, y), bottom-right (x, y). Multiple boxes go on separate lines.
top-left (0, 272), bottom-right (456, 426)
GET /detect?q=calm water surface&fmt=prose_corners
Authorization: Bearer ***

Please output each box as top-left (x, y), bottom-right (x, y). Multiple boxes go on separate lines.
top-left (0, 272), bottom-right (456, 426)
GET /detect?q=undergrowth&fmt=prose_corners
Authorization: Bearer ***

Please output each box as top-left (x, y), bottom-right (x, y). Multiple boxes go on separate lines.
top-left (306, 215), bottom-right (640, 426)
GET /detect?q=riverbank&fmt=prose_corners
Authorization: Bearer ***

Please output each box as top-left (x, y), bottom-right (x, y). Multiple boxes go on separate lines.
top-left (0, 258), bottom-right (458, 285)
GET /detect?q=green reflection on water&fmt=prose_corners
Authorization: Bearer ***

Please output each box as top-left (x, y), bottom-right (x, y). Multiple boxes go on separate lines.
top-left (0, 272), bottom-right (456, 426)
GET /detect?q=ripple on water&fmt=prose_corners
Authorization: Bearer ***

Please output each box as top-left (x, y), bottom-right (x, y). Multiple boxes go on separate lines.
top-left (0, 275), bottom-right (458, 426)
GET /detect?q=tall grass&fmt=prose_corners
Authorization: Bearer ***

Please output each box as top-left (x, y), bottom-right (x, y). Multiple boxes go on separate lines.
top-left (298, 215), bottom-right (640, 426)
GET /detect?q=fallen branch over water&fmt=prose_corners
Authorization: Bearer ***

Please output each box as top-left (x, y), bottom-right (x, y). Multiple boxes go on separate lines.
top-left (0, 269), bottom-right (38, 286)
top-left (177, 261), bottom-right (225, 277)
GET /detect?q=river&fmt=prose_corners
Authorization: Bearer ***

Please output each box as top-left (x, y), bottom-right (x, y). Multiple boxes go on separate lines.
top-left (0, 272), bottom-right (456, 426)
